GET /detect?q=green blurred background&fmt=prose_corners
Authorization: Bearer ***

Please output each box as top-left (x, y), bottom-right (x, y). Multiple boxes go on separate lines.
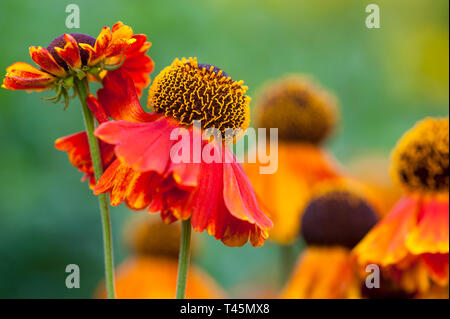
top-left (0, 0), bottom-right (448, 298)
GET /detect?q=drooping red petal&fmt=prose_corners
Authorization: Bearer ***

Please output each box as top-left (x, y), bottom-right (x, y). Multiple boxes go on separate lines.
top-left (223, 148), bottom-right (273, 230)
top-left (55, 131), bottom-right (115, 188)
top-left (406, 197), bottom-right (449, 255)
top-left (2, 62), bottom-right (55, 90)
top-left (29, 46), bottom-right (66, 77)
top-left (86, 94), bottom-right (109, 124)
top-left (188, 143), bottom-right (272, 247)
top-left (121, 34), bottom-right (154, 96)
top-left (97, 69), bottom-right (157, 122)
top-left (54, 34), bottom-right (82, 69)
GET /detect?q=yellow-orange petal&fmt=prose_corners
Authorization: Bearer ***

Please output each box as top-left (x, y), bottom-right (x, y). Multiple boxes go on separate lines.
top-left (54, 34), bottom-right (82, 69)
top-left (281, 247), bottom-right (360, 299)
top-left (29, 46), bottom-right (66, 77)
top-left (93, 159), bottom-right (140, 206)
top-left (353, 196), bottom-right (420, 267)
top-left (80, 26), bottom-right (112, 66)
top-left (406, 197), bottom-right (449, 255)
top-left (2, 62), bottom-right (55, 91)
top-left (106, 22), bottom-right (135, 58)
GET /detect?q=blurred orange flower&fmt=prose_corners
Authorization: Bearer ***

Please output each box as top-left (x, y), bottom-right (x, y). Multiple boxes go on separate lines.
top-left (244, 75), bottom-right (341, 244)
top-left (354, 117), bottom-right (449, 297)
top-left (95, 216), bottom-right (226, 299)
top-left (281, 188), bottom-right (379, 299)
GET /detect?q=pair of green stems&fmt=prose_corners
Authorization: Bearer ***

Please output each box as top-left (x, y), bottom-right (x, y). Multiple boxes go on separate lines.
top-left (74, 78), bottom-right (191, 299)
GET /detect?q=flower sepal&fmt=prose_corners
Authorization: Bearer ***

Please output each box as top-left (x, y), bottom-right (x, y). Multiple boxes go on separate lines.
top-left (40, 75), bottom-right (76, 109)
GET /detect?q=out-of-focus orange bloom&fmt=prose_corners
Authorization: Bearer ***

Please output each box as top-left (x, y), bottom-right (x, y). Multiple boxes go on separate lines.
top-left (281, 187), bottom-right (379, 299)
top-left (282, 247), bottom-right (361, 299)
top-left (244, 75), bottom-right (341, 244)
top-left (57, 59), bottom-right (273, 247)
top-left (95, 216), bottom-right (226, 299)
top-left (3, 22), bottom-right (153, 103)
top-left (354, 117), bottom-right (449, 297)
top-left (96, 257), bottom-right (226, 299)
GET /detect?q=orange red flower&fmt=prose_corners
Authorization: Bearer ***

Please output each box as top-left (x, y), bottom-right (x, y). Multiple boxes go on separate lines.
top-left (354, 117), bottom-right (449, 296)
top-left (3, 22), bottom-right (153, 102)
top-left (57, 60), bottom-right (273, 247)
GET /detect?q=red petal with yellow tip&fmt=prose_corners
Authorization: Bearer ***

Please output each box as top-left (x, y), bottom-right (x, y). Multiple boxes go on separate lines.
top-left (106, 22), bottom-right (134, 58)
top-left (55, 131), bottom-right (115, 188)
top-left (29, 46), bottom-right (66, 77)
top-left (93, 158), bottom-right (192, 217)
top-left (406, 198), bottom-right (449, 255)
top-left (3, 62), bottom-right (55, 90)
top-left (54, 34), bottom-right (82, 69)
top-left (354, 196), bottom-right (420, 266)
top-left (94, 159), bottom-right (144, 206)
top-left (80, 27), bottom-right (112, 66)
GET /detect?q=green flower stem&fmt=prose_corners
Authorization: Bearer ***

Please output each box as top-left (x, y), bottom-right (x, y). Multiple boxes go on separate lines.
top-left (74, 78), bottom-right (116, 299)
top-left (175, 219), bottom-right (192, 299)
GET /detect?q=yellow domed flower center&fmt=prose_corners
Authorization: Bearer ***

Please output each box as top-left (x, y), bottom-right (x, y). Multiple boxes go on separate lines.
top-left (391, 117), bottom-right (449, 193)
top-left (255, 75), bottom-right (338, 144)
top-left (148, 57), bottom-right (250, 141)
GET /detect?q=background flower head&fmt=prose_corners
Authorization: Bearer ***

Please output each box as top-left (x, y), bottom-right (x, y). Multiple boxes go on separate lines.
top-left (244, 75), bottom-right (342, 245)
top-left (281, 187), bottom-right (379, 298)
top-left (354, 117), bottom-right (449, 296)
